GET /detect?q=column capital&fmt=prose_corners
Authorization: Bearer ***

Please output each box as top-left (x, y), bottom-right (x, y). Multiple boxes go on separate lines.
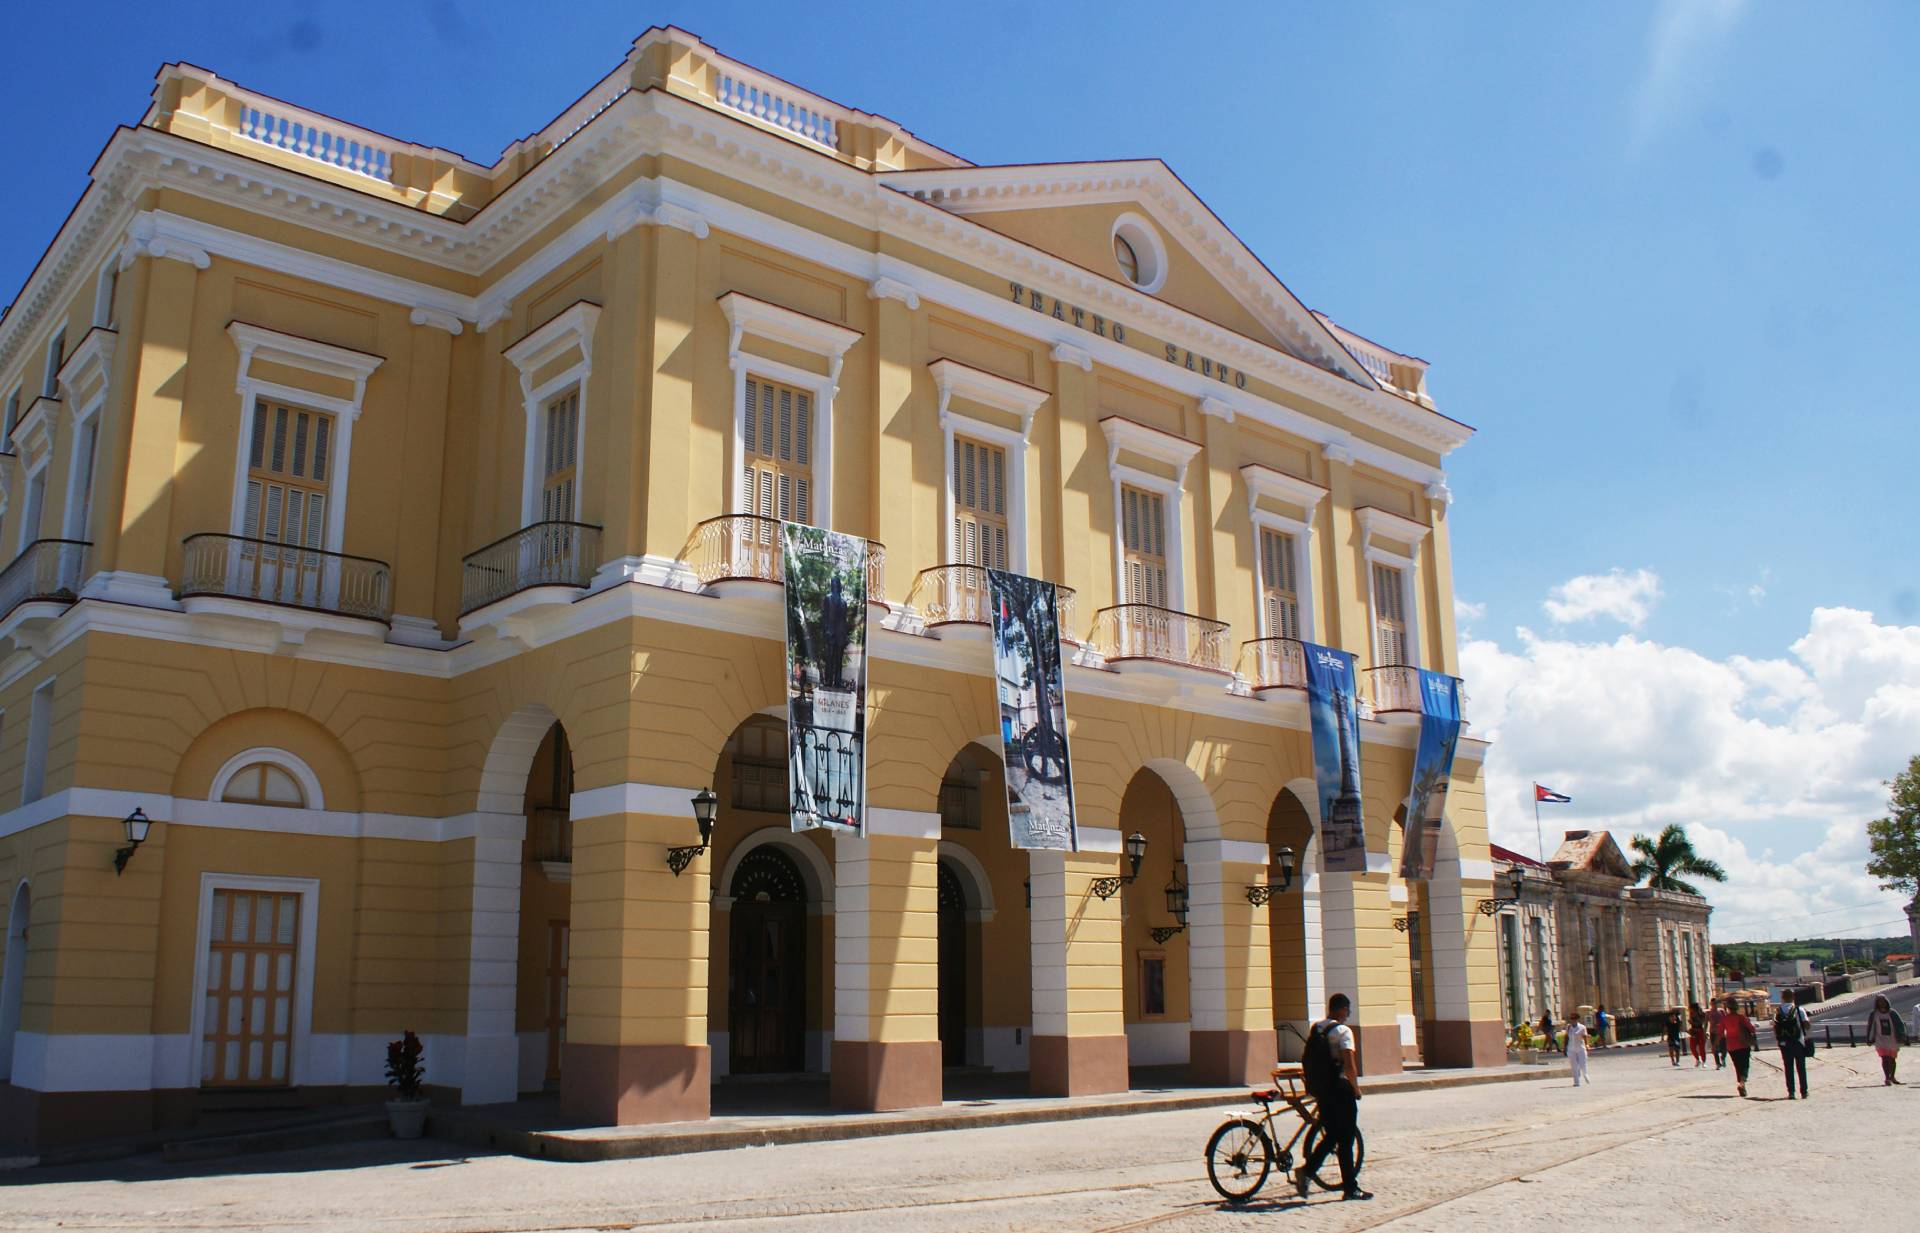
top-left (1321, 437), bottom-right (1355, 466)
top-left (866, 276), bottom-right (920, 311)
top-left (1050, 342), bottom-right (1092, 372)
top-left (408, 307), bottom-right (464, 335)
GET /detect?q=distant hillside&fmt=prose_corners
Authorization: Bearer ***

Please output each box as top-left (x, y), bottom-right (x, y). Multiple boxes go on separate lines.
top-left (1714, 937), bottom-right (1908, 976)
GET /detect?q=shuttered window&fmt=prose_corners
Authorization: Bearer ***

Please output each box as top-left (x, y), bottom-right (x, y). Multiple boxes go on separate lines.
top-left (952, 436), bottom-right (1009, 569)
top-left (1371, 561), bottom-right (1409, 666)
top-left (69, 419), bottom-right (100, 539)
top-left (243, 401), bottom-right (333, 550)
top-left (742, 377), bottom-right (812, 524)
top-left (1120, 485), bottom-right (1168, 608)
top-left (540, 389), bottom-right (580, 523)
top-left (1258, 527), bottom-right (1301, 640)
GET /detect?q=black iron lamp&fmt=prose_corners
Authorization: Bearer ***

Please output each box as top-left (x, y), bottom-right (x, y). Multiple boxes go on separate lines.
top-left (1091, 831), bottom-right (1148, 900)
top-left (1476, 865), bottom-right (1526, 916)
top-left (1245, 845), bottom-right (1297, 906)
top-left (1151, 866), bottom-right (1189, 944)
top-left (1393, 910), bottom-right (1421, 934)
top-left (113, 807), bottom-right (152, 875)
top-left (667, 788), bottom-right (718, 876)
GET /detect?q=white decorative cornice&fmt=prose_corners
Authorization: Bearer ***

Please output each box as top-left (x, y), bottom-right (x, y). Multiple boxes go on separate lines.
top-left (654, 202), bottom-right (710, 239)
top-left (1100, 415), bottom-right (1202, 479)
top-left (12, 398), bottom-right (58, 468)
top-left (1425, 479), bottom-right (1453, 507)
top-left (228, 321), bottom-right (384, 413)
top-left (866, 277), bottom-right (921, 311)
top-left (1355, 505), bottom-right (1433, 554)
top-left (1199, 396), bottom-right (1235, 424)
top-left (409, 307), bottom-right (463, 336)
top-left (1050, 342), bottom-right (1092, 372)
top-left (718, 291), bottom-right (861, 365)
top-left (929, 358), bottom-right (1046, 443)
top-left (1321, 438), bottom-right (1355, 466)
top-left (56, 327), bottom-right (118, 413)
top-left (119, 212), bottom-right (210, 271)
top-left (501, 301), bottom-right (602, 397)
top-left (1240, 464), bottom-right (1327, 517)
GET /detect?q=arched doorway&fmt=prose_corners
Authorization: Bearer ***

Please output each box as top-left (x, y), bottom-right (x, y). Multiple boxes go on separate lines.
top-left (1267, 786), bottom-right (1318, 1061)
top-left (1117, 768), bottom-right (1191, 1078)
top-left (729, 845), bottom-right (808, 1075)
top-left (0, 882), bottom-right (27, 1083)
top-left (514, 720), bottom-right (574, 1093)
top-left (937, 860), bottom-right (967, 1067)
top-left (934, 744), bottom-right (1023, 1075)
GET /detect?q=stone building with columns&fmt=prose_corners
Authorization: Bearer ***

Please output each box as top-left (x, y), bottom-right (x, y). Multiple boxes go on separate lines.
top-left (0, 28), bottom-right (1500, 1149)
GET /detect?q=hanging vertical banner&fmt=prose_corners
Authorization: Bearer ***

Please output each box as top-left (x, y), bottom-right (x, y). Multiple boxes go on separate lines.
top-left (1304, 643), bottom-right (1367, 874)
top-left (1399, 670), bottom-right (1465, 882)
top-left (782, 522), bottom-right (868, 834)
top-left (986, 568), bottom-right (1078, 851)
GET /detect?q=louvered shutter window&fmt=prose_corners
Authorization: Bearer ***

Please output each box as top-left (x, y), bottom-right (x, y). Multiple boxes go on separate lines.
top-left (743, 377), bottom-right (813, 525)
top-left (540, 389), bottom-right (579, 523)
top-left (1120, 485), bottom-right (1168, 608)
top-left (71, 419), bottom-right (99, 538)
top-left (1259, 528), bottom-right (1301, 640)
top-left (952, 437), bottom-right (1009, 569)
top-left (1372, 561), bottom-right (1409, 666)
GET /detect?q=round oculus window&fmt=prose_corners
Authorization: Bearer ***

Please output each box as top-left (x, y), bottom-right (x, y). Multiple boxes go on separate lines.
top-left (1114, 234), bottom-right (1141, 285)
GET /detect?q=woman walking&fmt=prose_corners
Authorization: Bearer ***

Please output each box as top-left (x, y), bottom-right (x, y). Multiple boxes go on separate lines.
top-left (1775, 990), bottom-right (1812, 1099)
top-left (1720, 999), bottom-right (1757, 1098)
top-left (1539, 1011), bottom-right (1559, 1055)
top-left (1867, 993), bottom-right (1907, 1086)
top-left (1688, 1002), bottom-right (1708, 1067)
top-left (1665, 1010), bottom-right (1684, 1067)
top-left (1567, 1015), bottom-right (1591, 1086)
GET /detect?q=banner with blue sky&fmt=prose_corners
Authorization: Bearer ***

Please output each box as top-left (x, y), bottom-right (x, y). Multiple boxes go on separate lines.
top-left (1400, 670), bottom-right (1465, 881)
top-left (1304, 643), bottom-right (1367, 874)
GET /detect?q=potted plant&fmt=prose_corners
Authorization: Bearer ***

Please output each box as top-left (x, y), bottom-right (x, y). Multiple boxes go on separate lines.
top-left (384, 1030), bottom-right (429, 1139)
top-left (1508, 1021), bottom-right (1542, 1065)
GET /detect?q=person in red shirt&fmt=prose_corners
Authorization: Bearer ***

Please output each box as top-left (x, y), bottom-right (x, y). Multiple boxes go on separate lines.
top-left (1719, 999), bottom-right (1758, 1098)
top-left (1708, 1003), bottom-right (1728, 1069)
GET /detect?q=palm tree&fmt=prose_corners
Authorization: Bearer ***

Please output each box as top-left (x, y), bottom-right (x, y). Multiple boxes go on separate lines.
top-left (1628, 824), bottom-right (1727, 896)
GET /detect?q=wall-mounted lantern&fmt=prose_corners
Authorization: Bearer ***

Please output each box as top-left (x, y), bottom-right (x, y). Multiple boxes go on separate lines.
top-left (1091, 831), bottom-right (1148, 900)
top-left (1245, 846), bottom-right (1297, 906)
top-left (667, 788), bottom-right (718, 876)
top-left (113, 808), bottom-right (152, 875)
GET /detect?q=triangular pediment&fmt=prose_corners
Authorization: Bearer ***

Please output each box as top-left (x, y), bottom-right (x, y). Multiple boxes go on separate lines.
top-left (879, 161), bottom-right (1377, 387)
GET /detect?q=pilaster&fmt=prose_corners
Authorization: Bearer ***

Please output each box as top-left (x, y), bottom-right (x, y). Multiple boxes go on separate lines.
top-left (1320, 866), bottom-right (1402, 1075)
top-left (1319, 443), bottom-right (1369, 657)
top-left (597, 225), bottom-right (651, 565)
top-left (831, 832), bottom-right (941, 1111)
top-left (1187, 849), bottom-right (1276, 1085)
top-left (1028, 847), bottom-right (1127, 1095)
top-left (392, 319), bottom-right (453, 629)
top-left (868, 289), bottom-right (922, 568)
top-left (640, 223), bottom-right (701, 562)
top-left (1425, 486), bottom-right (1460, 674)
top-left (1049, 345), bottom-right (1101, 612)
top-left (109, 253), bottom-right (202, 582)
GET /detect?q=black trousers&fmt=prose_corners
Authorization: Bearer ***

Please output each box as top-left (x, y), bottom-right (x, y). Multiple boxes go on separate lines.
top-left (1780, 1045), bottom-right (1808, 1095)
top-left (1305, 1090), bottom-right (1359, 1191)
top-left (1729, 1047), bottom-right (1750, 1083)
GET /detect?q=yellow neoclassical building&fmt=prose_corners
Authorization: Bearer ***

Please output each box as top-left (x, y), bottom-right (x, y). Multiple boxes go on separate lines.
top-left (0, 28), bottom-right (1500, 1148)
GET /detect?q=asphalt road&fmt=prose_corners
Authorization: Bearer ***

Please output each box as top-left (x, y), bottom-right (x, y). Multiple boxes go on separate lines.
top-left (1807, 978), bottom-right (1920, 1027)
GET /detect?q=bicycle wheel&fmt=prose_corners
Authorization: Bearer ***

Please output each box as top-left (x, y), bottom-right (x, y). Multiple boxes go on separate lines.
top-left (1204, 1118), bottom-right (1274, 1203)
top-left (1300, 1123), bottom-right (1366, 1191)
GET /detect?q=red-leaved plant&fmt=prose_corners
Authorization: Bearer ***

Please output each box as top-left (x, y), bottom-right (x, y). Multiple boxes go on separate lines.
top-left (384, 1030), bottom-right (426, 1101)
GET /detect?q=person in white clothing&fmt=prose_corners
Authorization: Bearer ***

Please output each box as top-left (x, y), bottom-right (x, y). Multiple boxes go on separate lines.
top-left (1566, 1016), bottom-right (1590, 1086)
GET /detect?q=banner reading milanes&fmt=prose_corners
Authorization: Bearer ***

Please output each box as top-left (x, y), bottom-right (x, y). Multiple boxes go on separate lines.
top-left (1303, 642), bottom-right (1367, 874)
top-left (1399, 670), bottom-right (1464, 882)
top-left (986, 569), bottom-right (1077, 851)
top-left (782, 523), bottom-right (868, 834)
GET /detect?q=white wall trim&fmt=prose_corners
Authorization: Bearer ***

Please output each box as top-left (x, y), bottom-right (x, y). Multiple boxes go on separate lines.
top-left (720, 292), bottom-right (859, 528)
top-left (1248, 506), bottom-right (1318, 644)
top-left (186, 872), bottom-right (320, 1090)
top-left (932, 359), bottom-right (1043, 575)
top-left (209, 746), bottom-right (327, 811)
top-left (502, 301), bottom-right (600, 527)
top-left (715, 825), bottom-right (835, 905)
top-left (568, 781), bottom-right (701, 821)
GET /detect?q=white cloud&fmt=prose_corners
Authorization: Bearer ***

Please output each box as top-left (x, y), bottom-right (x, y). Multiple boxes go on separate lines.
top-left (1454, 596), bottom-right (1486, 630)
top-left (1632, 0), bottom-right (1750, 151)
top-left (1462, 607), bottom-right (1920, 942)
top-left (1542, 568), bottom-right (1663, 628)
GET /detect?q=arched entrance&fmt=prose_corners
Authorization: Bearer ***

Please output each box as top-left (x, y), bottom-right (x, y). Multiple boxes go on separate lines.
top-left (933, 744), bottom-right (1023, 1075)
top-left (1267, 785), bottom-right (1319, 1061)
top-left (937, 860), bottom-right (967, 1067)
top-left (0, 882), bottom-right (27, 1083)
top-left (513, 719), bottom-right (575, 1094)
top-left (729, 845), bottom-right (808, 1074)
top-left (1117, 768), bottom-right (1192, 1078)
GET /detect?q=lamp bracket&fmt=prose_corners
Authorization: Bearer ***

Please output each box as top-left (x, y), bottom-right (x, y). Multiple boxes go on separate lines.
top-left (1244, 884), bottom-right (1275, 907)
top-left (1090, 874), bottom-right (1132, 900)
top-left (1475, 894), bottom-right (1520, 917)
top-left (667, 842), bottom-right (708, 877)
top-left (1149, 924), bottom-right (1186, 944)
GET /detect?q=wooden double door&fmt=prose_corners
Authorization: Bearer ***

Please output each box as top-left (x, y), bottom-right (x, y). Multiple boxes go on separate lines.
top-left (729, 847), bottom-right (807, 1075)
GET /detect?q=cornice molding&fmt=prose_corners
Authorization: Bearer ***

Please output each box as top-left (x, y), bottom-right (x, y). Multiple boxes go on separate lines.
top-left (866, 276), bottom-right (921, 311)
top-left (718, 290), bottom-right (861, 362)
top-left (1100, 414), bottom-right (1203, 473)
top-left (228, 321), bottom-right (384, 411)
top-left (1355, 505), bottom-right (1433, 553)
top-left (502, 301), bottom-right (602, 388)
top-left (409, 307), bottom-right (464, 336)
top-left (56, 327), bottom-right (118, 413)
top-left (12, 398), bottom-right (58, 468)
top-left (929, 357), bottom-right (1046, 441)
top-left (1240, 464), bottom-right (1327, 515)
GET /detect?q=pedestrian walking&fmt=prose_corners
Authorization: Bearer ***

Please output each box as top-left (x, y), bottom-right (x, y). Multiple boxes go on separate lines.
top-left (1593, 1004), bottom-right (1609, 1048)
top-left (1665, 1010), bottom-right (1684, 1067)
top-left (1567, 1016), bottom-right (1590, 1086)
top-left (1775, 990), bottom-right (1812, 1099)
top-left (1296, 992), bottom-right (1371, 1202)
top-left (1708, 1001), bottom-right (1728, 1069)
top-left (1687, 1002), bottom-right (1708, 1067)
top-left (1866, 993), bottom-right (1906, 1086)
top-left (1539, 1011), bottom-right (1558, 1055)
top-left (1721, 999), bottom-right (1757, 1098)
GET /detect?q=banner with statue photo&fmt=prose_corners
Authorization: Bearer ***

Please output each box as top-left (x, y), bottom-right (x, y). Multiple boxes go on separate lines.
top-left (1399, 670), bottom-right (1465, 882)
top-left (782, 522), bottom-right (868, 834)
top-left (986, 568), bottom-right (1078, 851)
top-left (1303, 642), bottom-right (1367, 874)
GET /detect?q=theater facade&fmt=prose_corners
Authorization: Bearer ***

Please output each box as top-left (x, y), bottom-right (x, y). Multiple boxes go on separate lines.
top-left (0, 28), bottom-right (1499, 1148)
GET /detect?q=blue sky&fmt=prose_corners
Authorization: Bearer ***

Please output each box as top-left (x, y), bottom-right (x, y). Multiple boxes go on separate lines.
top-left (5, 2), bottom-right (1917, 941)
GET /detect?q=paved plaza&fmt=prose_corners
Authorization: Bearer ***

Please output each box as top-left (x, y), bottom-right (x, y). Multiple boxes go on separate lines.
top-left (3, 1045), bottom-right (1912, 1232)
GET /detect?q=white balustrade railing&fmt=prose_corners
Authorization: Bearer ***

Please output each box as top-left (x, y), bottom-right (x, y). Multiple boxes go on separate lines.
top-left (237, 93), bottom-right (398, 183)
top-left (539, 75), bottom-right (632, 151)
top-left (715, 67), bottom-right (841, 150)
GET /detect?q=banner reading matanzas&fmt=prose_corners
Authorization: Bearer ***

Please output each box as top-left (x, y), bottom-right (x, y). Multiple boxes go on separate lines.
top-left (986, 569), bottom-right (1077, 851)
top-left (1303, 643), bottom-right (1366, 874)
top-left (782, 523), bottom-right (867, 834)
top-left (1399, 670), bottom-right (1464, 882)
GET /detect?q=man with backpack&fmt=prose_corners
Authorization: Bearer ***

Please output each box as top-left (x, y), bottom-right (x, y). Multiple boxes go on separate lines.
top-left (1775, 990), bottom-right (1813, 1099)
top-left (1296, 992), bottom-right (1370, 1202)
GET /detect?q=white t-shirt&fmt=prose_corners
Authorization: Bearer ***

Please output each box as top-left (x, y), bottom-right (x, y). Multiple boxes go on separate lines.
top-left (1313, 1018), bottom-right (1356, 1058)
top-left (1567, 1020), bottom-right (1589, 1051)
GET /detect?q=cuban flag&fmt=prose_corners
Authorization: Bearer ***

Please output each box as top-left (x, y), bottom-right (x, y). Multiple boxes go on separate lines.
top-left (1534, 784), bottom-right (1571, 804)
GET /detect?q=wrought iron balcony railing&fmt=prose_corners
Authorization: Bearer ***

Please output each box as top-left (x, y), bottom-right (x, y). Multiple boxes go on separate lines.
top-left (903, 563), bottom-right (1075, 632)
top-left (460, 521), bottom-right (601, 615)
top-left (0, 538), bottom-right (89, 619)
top-left (1085, 604), bottom-right (1231, 673)
top-left (680, 514), bottom-right (887, 604)
top-left (1236, 637), bottom-right (1307, 691)
top-left (1366, 664), bottom-right (1422, 714)
top-left (179, 533), bottom-right (392, 623)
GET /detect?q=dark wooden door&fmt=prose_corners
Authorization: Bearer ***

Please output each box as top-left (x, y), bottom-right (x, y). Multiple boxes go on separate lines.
top-left (729, 847), bottom-right (807, 1074)
top-left (938, 861), bottom-right (967, 1067)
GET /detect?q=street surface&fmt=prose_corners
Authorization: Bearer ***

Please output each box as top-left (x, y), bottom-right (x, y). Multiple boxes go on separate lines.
top-left (3, 1043), bottom-right (1914, 1232)
top-left (1807, 976), bottom-right (1920, 1027)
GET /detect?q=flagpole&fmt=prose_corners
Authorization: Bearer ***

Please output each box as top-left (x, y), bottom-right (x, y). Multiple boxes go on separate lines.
top-left (1534, 791), bottom-right (1545, 865)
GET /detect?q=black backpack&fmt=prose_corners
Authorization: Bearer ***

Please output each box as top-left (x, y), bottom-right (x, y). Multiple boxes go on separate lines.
top-left (1301, 1022), bottom-right (1338, 1098)
top-left (1774, 1006), bottom-right (1802, 1045)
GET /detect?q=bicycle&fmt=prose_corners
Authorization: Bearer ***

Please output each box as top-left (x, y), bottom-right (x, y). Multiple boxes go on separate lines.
top-left (1203, 1072), bottom-right (1366, 1203)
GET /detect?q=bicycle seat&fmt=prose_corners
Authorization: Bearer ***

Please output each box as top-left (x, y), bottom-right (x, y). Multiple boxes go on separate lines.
top-left (1250, 1089), bottom-right (1278, 1102)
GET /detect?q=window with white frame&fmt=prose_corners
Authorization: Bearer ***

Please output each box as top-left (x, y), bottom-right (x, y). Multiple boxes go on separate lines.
top-left (17, 465), bottom-right (47, 552)
top-left (931, 359), bottom-right (1043, 574)
top-left (953, 436), bottom-right (1008, 569)
top-left (1258, 527), bottom-right (1302, 640)
top-left (2, 388), bottom-right (18, 445)
top-left (1371, 561), bottom-right (1410, 667)
top-left (1241, 464), bottom-right (1325, 643)
top-left (741, 376), bottom-right (813, 524)
top-left (42, 329), bottom-right (65, 400)
top-left (1120, 484), bottom-right (1169, 608)
top-left (538, 388), bottom-right (581, 523)
top-left (1100, 417), bottom-right (1200, 612)
top-left (94, 264), bottom-right (120, 329)
top-left (1356, 506), bottom-right (1431, 670)
top-left (244, 401), bottom-right (334, 551)
top-left (21, 679), bottom-right (54, 805)
top-left (64, 411), bottom-right (100, 541)
top-left (721, 293), bottom-right (859, 531)
top-left (220, 761), bottom-right (307, 808)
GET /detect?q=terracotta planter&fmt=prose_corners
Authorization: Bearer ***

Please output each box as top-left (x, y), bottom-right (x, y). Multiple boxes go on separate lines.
top-left (385, 1097), bottom-right (430, 1139)
top-left (1508, 1048), bottom-right (1544, 1066)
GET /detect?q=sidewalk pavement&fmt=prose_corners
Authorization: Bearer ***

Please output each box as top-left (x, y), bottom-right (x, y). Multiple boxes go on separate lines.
top-left (434, 1059), bottom-right (1572, 1162)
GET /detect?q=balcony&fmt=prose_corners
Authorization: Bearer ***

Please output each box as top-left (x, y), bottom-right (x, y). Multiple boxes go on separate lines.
top-left (0, 540), bottom-right (89, 647)
top-left (1086, 604), bottom-right (1231, 674)
top-left (1366, 664), bottom-right (1422, 715)
top-left (179, 534), bottom-right (392, 623)
top-left (1236, 637), bottom-right (1307, 692)
top-left (460, 521), bottom-right (602, 616)
top-left (680, 514), bottom-right (887, 606)
top-left (903, 564), bottom-right (1076, 634)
